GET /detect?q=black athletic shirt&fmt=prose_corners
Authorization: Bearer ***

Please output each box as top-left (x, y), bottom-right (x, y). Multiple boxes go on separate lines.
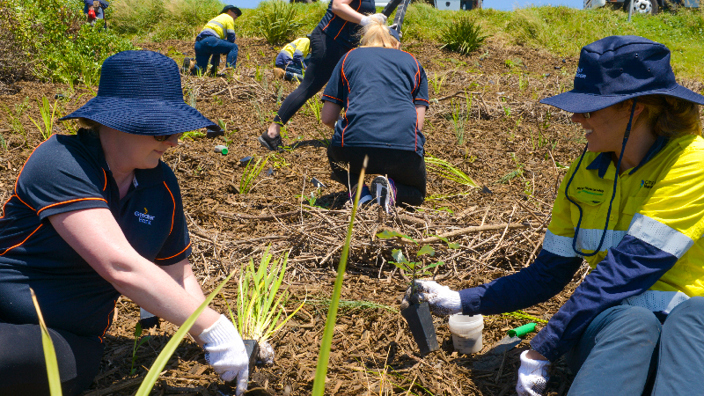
top-left (0, 130), bottom-right (191, 340)
top-left (316, 0), bottom-right (376, 49)
top-left (322, 47), bottom-right (429, 156)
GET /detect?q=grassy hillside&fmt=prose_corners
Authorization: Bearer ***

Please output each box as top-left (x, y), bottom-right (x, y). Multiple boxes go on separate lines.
top-left (108, 0), bottom-right (704, 80)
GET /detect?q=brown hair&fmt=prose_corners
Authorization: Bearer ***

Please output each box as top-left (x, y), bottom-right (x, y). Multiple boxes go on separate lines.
top-left (359, 18), bottom-right (399, 49)
top-left (621, 96), bottom-right (702, 138)
top-left (76, 118), bottom-right (101, 131)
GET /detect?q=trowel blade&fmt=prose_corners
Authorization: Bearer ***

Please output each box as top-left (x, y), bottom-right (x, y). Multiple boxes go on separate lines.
top-left (487, 335), bottom-right (522, 355)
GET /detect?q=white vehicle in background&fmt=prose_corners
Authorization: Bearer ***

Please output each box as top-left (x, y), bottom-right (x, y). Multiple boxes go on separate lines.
top-left (584, 0), bottom-right (699, 15)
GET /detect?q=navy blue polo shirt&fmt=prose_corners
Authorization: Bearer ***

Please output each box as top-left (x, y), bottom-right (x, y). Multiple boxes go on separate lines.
top-left (322, 47), bottom-right (429, 156)
top-left (317, 0), bottom-right (375, 49)
top-left (0, 130), bottom-right (191, 339)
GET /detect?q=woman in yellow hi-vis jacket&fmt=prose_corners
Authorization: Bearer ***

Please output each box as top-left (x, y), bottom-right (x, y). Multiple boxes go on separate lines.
top-left (401, 35), bottom-right (704, 396)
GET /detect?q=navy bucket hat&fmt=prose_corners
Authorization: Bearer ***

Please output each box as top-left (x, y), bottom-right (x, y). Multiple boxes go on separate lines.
top-left (540, 35), bottom-right (704, 113)
top-left (61, 50), bottom-right (218, 136)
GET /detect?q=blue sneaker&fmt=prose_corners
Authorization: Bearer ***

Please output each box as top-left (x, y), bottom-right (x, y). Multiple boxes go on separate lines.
top-left (349, 184), bottom-right (373, 208)
top-left (371, 176), bottom-right (396, 213)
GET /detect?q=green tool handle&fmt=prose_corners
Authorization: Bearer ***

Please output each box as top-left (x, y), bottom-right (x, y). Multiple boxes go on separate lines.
top-left (508, 322), bottom-right (536, 337)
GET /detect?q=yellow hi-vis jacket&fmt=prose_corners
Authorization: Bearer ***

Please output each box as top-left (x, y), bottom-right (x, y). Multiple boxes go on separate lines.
top-left (545, 134), bottom-right (704, 298)
top-left (279, 38), bottom-right (310, 61)
top-left (197, 13), bottom-right (236, 43)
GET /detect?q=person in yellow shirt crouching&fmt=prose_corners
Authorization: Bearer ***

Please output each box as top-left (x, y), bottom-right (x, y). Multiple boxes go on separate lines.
top-left (183, 5), bottom-right (241, 77)
top-left (273, 37), bottom-right (311, 82)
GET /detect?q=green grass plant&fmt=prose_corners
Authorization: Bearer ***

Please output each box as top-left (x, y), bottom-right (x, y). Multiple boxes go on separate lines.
top-left (311, 156), bottom-right (368, 396)
top-left (30, 288), bottom-right (62, 396)
top-left (307, 298), bottom-right (398, 313)
top-left (130, 322), bottom-right (151, 375)
top-left (425, 155), bottom-right (478, 188)
top-left (253, 0), bottom-right (303, 45)
top-left (239, 155), bottom-right (269, 194)
top-left (29, 97), bottom-right (58, 140)
top-left (439, 16), bottom-right (489, 55)
top-left (449, 98), bottom-right (466, 145)
top-left (227, 246), bottom-right (304, 344)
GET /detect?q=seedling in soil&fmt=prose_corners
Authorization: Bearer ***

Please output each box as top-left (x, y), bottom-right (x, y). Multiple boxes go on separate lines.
top-left (239, 155), bottom-right (268, 194)
top-left (130, 322), bottom-right (151, 375)
top-left (425, 155), bottom-right (477, 189)
top-left (224, 245), bottom-right (304, 366)
top-left (28, 97), bottom-right (59, 140)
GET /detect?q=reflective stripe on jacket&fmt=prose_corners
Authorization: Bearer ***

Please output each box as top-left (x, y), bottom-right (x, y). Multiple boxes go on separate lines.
top-left (197, 13), bottom-right (236, 42)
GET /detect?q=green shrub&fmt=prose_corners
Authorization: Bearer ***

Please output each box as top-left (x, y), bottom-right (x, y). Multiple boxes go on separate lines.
top-left (253, 0), bottom-right (303, 45)
top-left (1, 0), bottom-right (134, 84)
top-left (439, 16), bottom-right (489, 55)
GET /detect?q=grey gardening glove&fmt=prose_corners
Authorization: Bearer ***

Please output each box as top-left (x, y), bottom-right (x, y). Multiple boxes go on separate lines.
top-left (516, 350), bottom-right (550, 396)
top-left (360, 13), bottom-right (387, 26)
top-left (400, 279), bottom-right (462, 316)
top-left (200, 315), bottom-right (249, 395)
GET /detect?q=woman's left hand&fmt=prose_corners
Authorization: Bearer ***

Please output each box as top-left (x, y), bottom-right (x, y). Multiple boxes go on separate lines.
top-left (516, 350), bottom-right (550, 396)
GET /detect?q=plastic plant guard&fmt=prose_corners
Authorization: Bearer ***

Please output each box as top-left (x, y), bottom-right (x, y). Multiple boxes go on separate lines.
top-left (401, 301), bottom-right (439, 356)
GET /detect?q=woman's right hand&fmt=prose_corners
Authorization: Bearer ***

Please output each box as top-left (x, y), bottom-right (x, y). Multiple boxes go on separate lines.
top-left (400, 280), bottom-right (462, 316)
top-left (199, 315), bottom-right (249, 396)
top-left (360, 13), bottom-right (387, 26)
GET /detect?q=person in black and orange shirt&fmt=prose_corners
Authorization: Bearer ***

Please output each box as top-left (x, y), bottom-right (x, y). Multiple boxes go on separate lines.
top-left (258, 0), bottom-right (386, 151)
top-left (320, 20), bottom-right (429, 212)
top-left (0, 51), bottom-right (249, 396)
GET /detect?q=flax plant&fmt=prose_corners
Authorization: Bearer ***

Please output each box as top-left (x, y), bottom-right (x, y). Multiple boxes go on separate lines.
top-left (311, 156), bottom-right (368, 396)
top-left (31, 288), bottom-right (62, 396)
top-left (425, 155), bottom-right (478, 188)
top-left (239, 155), bottom-right (269, 194)
top-left (226, 247), bottom-right (304, 364)
top-left (29, 97), bottom-right (58, 140)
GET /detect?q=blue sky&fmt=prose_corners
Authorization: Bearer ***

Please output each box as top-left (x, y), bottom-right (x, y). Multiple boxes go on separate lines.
top-left (227, 0), bottom-right (583, 12)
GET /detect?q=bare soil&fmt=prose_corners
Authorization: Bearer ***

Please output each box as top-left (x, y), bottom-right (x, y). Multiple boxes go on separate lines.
top-left (2, 37), bottom-right (702, 396)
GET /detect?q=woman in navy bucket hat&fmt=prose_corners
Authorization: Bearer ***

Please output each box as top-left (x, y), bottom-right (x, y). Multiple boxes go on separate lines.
top-left (401, 35), bottom-right (704, 395)
top-left (0, 51), bottom-right (248, 395)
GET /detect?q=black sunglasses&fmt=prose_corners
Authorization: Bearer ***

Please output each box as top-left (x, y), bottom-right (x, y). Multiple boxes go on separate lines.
top-left (153, 133), bottom-right (183, 142)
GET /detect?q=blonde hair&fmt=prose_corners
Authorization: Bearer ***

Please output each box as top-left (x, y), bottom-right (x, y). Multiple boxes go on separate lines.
top-left (359, 18), bottom-right (399, 49)
top-left (621, 96), bottom-right (702, 138)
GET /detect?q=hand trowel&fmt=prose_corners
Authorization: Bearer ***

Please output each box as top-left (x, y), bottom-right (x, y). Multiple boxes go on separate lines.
top-left (487, 322), bottom-right (536, 355)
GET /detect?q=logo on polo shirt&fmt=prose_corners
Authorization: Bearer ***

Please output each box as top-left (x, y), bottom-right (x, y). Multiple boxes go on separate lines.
top-left (135, 208), bottom-right (155, 225)
top-left (575, 67), bottom-right (586, 79)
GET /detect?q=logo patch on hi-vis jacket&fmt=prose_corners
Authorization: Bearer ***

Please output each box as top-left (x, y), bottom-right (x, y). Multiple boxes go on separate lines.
top-left (134, 208), bottom-right (155, 225)
top-left (641, 180), bottom-right (655, 189)
top-left (576, 186), bottom-right (605, 204)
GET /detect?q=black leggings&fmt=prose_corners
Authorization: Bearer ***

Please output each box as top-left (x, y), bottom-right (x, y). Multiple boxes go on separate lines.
top-left (274, 27), bottom-right (350, 125)
top-left (0, 322), bottom-right (104, 396)
top-left (328, 146), bottom-right (427, 206)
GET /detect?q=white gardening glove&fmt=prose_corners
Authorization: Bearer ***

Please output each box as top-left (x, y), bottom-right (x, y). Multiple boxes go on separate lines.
top-left (400, 280), bottom-right (462, 316)
top-left (200, 315), bottom-right (249, 396)
top-left (360, 13), bottom-right (387, 26)
top-left (516, 350), bottom-right (550, 396)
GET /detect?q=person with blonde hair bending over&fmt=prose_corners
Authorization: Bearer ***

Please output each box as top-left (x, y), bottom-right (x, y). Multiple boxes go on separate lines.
top-left (321, 20), bottom-right (429, 212)
top-left (258, 0), bottom-right (386, 151)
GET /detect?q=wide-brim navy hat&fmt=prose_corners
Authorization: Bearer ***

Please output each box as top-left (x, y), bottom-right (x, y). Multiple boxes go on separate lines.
top-left (221, 5), bottom-right (242, 16)
top-left (61, 50), bottom-right (218, 136)
top-left (540, 35), bottom-right (704, 113)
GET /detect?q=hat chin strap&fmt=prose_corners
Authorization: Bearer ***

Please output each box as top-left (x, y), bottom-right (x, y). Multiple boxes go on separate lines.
top-left (564, 98), bottom-right (639, 257)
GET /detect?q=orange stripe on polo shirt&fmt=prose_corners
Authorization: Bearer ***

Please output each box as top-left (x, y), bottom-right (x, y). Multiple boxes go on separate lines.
top-left (102, 168), bottom-right (108, 191)
top-left (339, 51), bottom-right (354, 146)
top-left (323, 15), bottom-right (336, 31)
top-left (0, 224), bottom-right (43, 256)
top-left (323, 94), bottom-right (342, 102)
top-left (155, 241), bottom-right (191, 261)
top-left (36, 197), bottom-right (108, 215)
top-left (98, 300), bottom-right (117, 343)
top-left (162, 181), bottom-right (175, 235)
top-left (13, 138), bottom-right (52, 205)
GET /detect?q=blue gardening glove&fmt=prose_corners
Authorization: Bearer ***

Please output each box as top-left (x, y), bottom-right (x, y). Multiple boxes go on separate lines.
top-left (200, 315), bottom-right (249, 395)
top-left (400, 280), bottom-right (462, 316)
top-left (516, 350), bottom-right (550, 396)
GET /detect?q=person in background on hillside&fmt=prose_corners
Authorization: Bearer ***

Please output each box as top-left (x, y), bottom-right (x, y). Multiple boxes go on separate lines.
top-left (183, 5), bottom-right (241, 77)
top-left (258, 0), bottom-right (387, 151)
top-left (0, 51), bottom-right (249, 396)
top-left (84, 0), bottom-right (109, 26)
top-left (401, 35), bottom-right (704, 396)
top-left (273, 36), bottom-right (311, 82)
top-left (321, 20), bottom-right (428, 212)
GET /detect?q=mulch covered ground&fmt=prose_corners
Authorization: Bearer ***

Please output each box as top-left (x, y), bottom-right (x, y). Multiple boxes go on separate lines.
top-left (2, 36), bottom-right (702, 396)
